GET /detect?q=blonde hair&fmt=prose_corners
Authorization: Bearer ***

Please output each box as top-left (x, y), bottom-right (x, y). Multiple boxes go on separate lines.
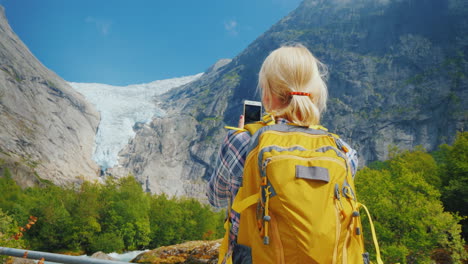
top-left (258, 44), bottom-right (328, 126)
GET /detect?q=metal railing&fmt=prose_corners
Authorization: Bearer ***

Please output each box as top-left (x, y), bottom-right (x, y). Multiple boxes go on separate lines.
top-left (0, 247), bottom-right (131, 264)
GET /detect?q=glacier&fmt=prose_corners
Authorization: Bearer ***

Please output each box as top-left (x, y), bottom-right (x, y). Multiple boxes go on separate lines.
top-left (69, 73), bottom-right (203, 171)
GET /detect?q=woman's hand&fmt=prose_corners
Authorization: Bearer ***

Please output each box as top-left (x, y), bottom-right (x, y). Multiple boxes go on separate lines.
top-left (223, 115), bottom-right (246, 131)
top-left (238, 115), bottom-right (245, 129)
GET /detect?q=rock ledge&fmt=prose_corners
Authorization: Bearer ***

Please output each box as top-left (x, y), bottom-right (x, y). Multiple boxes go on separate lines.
top-left (132, 240), bottom-right (220, 264)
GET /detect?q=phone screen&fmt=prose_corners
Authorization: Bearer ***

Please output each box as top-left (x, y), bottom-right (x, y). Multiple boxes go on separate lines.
top-left (244, 101), bottom-right (262, 124)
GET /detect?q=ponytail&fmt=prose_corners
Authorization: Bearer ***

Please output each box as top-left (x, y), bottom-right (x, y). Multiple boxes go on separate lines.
top-left (258, 44), bottom-right (328, 126)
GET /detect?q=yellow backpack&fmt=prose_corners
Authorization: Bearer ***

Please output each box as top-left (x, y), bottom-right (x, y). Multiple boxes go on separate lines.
top-left (218, 119), bottom-right (384, 264)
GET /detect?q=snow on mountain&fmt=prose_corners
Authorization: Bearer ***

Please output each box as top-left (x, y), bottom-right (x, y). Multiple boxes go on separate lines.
top-left (69, 73), bottom-right (203, 171)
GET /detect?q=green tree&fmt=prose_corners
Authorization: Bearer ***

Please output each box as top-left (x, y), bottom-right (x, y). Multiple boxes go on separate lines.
top-left (148, 194), bottom-right (225, 248)
top-left (356, 150), bottom-right (466, 264)
top-left (0, 168), bottom-right (28, 222)
top-left (23, 185), bottom-right (74, 251)
top-left (97, 176), bottom-right (151, 252)
top-left (0, 208), bottom-right (25, 262)
top-left (148, 194), bottom-right (184, 247)
top-left (179, 198), bottom-right (212, 241)
top-left (392, 146), bottom-right (441, 188)
top-left (67, 181), bottom-right (102, 252)
top-left (214, 209), bottom-right (226, 239)
top-left (88, 232), bottom-right (124, 254)
top-left (436, 132), bottom-right (468, 240)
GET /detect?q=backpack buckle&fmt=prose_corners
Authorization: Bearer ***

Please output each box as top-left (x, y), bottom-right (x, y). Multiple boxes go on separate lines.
top-left (261, 177), bottom-right (267, 186)
top-left (261, 113), bottom-right (275, 125)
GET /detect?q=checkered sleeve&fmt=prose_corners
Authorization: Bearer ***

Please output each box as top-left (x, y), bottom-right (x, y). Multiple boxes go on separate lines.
top-left (207, 130), bottom-right (251, 208)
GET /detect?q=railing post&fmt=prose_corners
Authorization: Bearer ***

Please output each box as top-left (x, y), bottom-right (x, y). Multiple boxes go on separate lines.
top-left (0, 247), bottom-right (131, 264)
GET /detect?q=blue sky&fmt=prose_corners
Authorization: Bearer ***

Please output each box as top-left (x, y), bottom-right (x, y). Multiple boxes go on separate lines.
top-left (2, 0), bottom-right (302, 85)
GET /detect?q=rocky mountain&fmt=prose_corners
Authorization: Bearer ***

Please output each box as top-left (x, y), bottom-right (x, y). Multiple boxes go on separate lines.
top-left (0, 6), bottom-right (100, 186)
top-left (113, 0), bottom-right (467, 200)
top-left (109, 59), bottom-right (232, 198)
top-left (69, 73), bottom-right (202, 171)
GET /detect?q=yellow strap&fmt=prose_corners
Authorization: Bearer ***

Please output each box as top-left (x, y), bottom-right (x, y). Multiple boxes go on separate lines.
top-left (232, 192), bottom-right (260, 213)
top-left (286, 122), bottom-right (329, 131)
top-left (219, 192), bottom-right (258, 264)
top-left (225, 113), bottom-right (275, 133)
top-left (309, 124), bottom-right (328, 131)
top-left (219, 218), bottom-right (233, 264)
top-left (263, 186), bottom-right (272, 244)
top-left (224, 126), bottom-right (247, 132)
top-left (261, 113), bottom-right (275, 125)
top-left (358, 203), bottom-right (384, 264)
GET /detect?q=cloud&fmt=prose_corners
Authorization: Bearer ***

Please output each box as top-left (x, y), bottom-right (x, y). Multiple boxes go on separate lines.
top-left (224, 19), bottom-right (239, 36)
top-left (85, 16), bottom-right (112, 36)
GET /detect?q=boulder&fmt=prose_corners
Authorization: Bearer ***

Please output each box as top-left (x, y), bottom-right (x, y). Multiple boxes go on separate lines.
top-left (132, 240), bottom-right (220, 264)
top-left (90, 251), bottom-right (117, 261)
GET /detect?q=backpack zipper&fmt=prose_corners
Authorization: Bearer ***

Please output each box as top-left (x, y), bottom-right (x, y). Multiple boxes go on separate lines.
top-left (342, 226), bottom-right (351, 264)
top-left (261, 150), bottom-right (349, 263)
top-left (265, 155), bottom-right (347, 171)
top-left (333, 183), bottom-right (343, 264)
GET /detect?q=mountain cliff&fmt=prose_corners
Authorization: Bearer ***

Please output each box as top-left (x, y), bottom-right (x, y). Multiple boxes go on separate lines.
top-left (0, 6), bottom-right (100, 186)
top-left (109, 59), bottom-right (231, 198)
top-left (115, 0), bottom-right (467, 200)
top-left (69, 73), bottom-right (202, 171)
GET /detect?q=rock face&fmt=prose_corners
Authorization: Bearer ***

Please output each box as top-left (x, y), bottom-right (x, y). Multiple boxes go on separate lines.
top-left (111, 59), bottom-right (232, 199)
top-left (0, 6), bottom-right (100, 186)
top-left (217, 0), bottom-right (468, 163)
top-left (116, 0), bottom-right (467, 199)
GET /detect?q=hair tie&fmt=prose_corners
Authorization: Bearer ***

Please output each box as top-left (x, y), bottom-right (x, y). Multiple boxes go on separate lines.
top-left (290, 92), bottom-right (311, 96)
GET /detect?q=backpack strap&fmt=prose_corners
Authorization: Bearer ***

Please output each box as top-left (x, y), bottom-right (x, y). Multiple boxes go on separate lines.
top-left (232, 192), bottom-right (261, 213)
top-left (358, 203), bottom-right (384, 264)
top-left (245, 113), bottom-right (275, 133)
top-left (223, 126), bottom-right (247, 132)
top-left (224, 113), bottom-right (275, 133)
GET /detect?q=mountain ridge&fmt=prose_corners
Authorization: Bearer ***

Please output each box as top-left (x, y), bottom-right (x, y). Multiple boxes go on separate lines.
top-left (69, 73), bottom-right (203, 171)
top-left (1, 1), bottom-right (465, 198)
top-left (107, 59), bottom-right (233, 199)
top-left (0, 5), bottom-right (101, 186)
top-left (113, 0), bottom-right (467, 199)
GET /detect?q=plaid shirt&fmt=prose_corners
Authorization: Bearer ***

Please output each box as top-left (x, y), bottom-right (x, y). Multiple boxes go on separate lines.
top-left (207, 118), bottom-right (359, 251)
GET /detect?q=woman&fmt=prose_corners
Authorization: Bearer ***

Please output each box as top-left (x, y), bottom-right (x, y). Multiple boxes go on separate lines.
top-left (207, 44), bottom-right (358, 263)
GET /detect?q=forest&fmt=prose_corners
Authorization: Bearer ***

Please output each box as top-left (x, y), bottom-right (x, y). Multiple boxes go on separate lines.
top-left (0, 175), bottom-right (225, 256)
top-left (0, 132), bottom-right (467, 264)
top-left (355, 132), bottom-right (467, 263)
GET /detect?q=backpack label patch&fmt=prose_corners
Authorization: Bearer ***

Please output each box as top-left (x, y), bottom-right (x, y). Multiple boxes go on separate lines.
top-left (295, 165), bottom-right (330, 182)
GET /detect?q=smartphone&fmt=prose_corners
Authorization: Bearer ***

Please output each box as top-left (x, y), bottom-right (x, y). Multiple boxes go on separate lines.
top-left (243, 100), bottom-right (262, 124)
